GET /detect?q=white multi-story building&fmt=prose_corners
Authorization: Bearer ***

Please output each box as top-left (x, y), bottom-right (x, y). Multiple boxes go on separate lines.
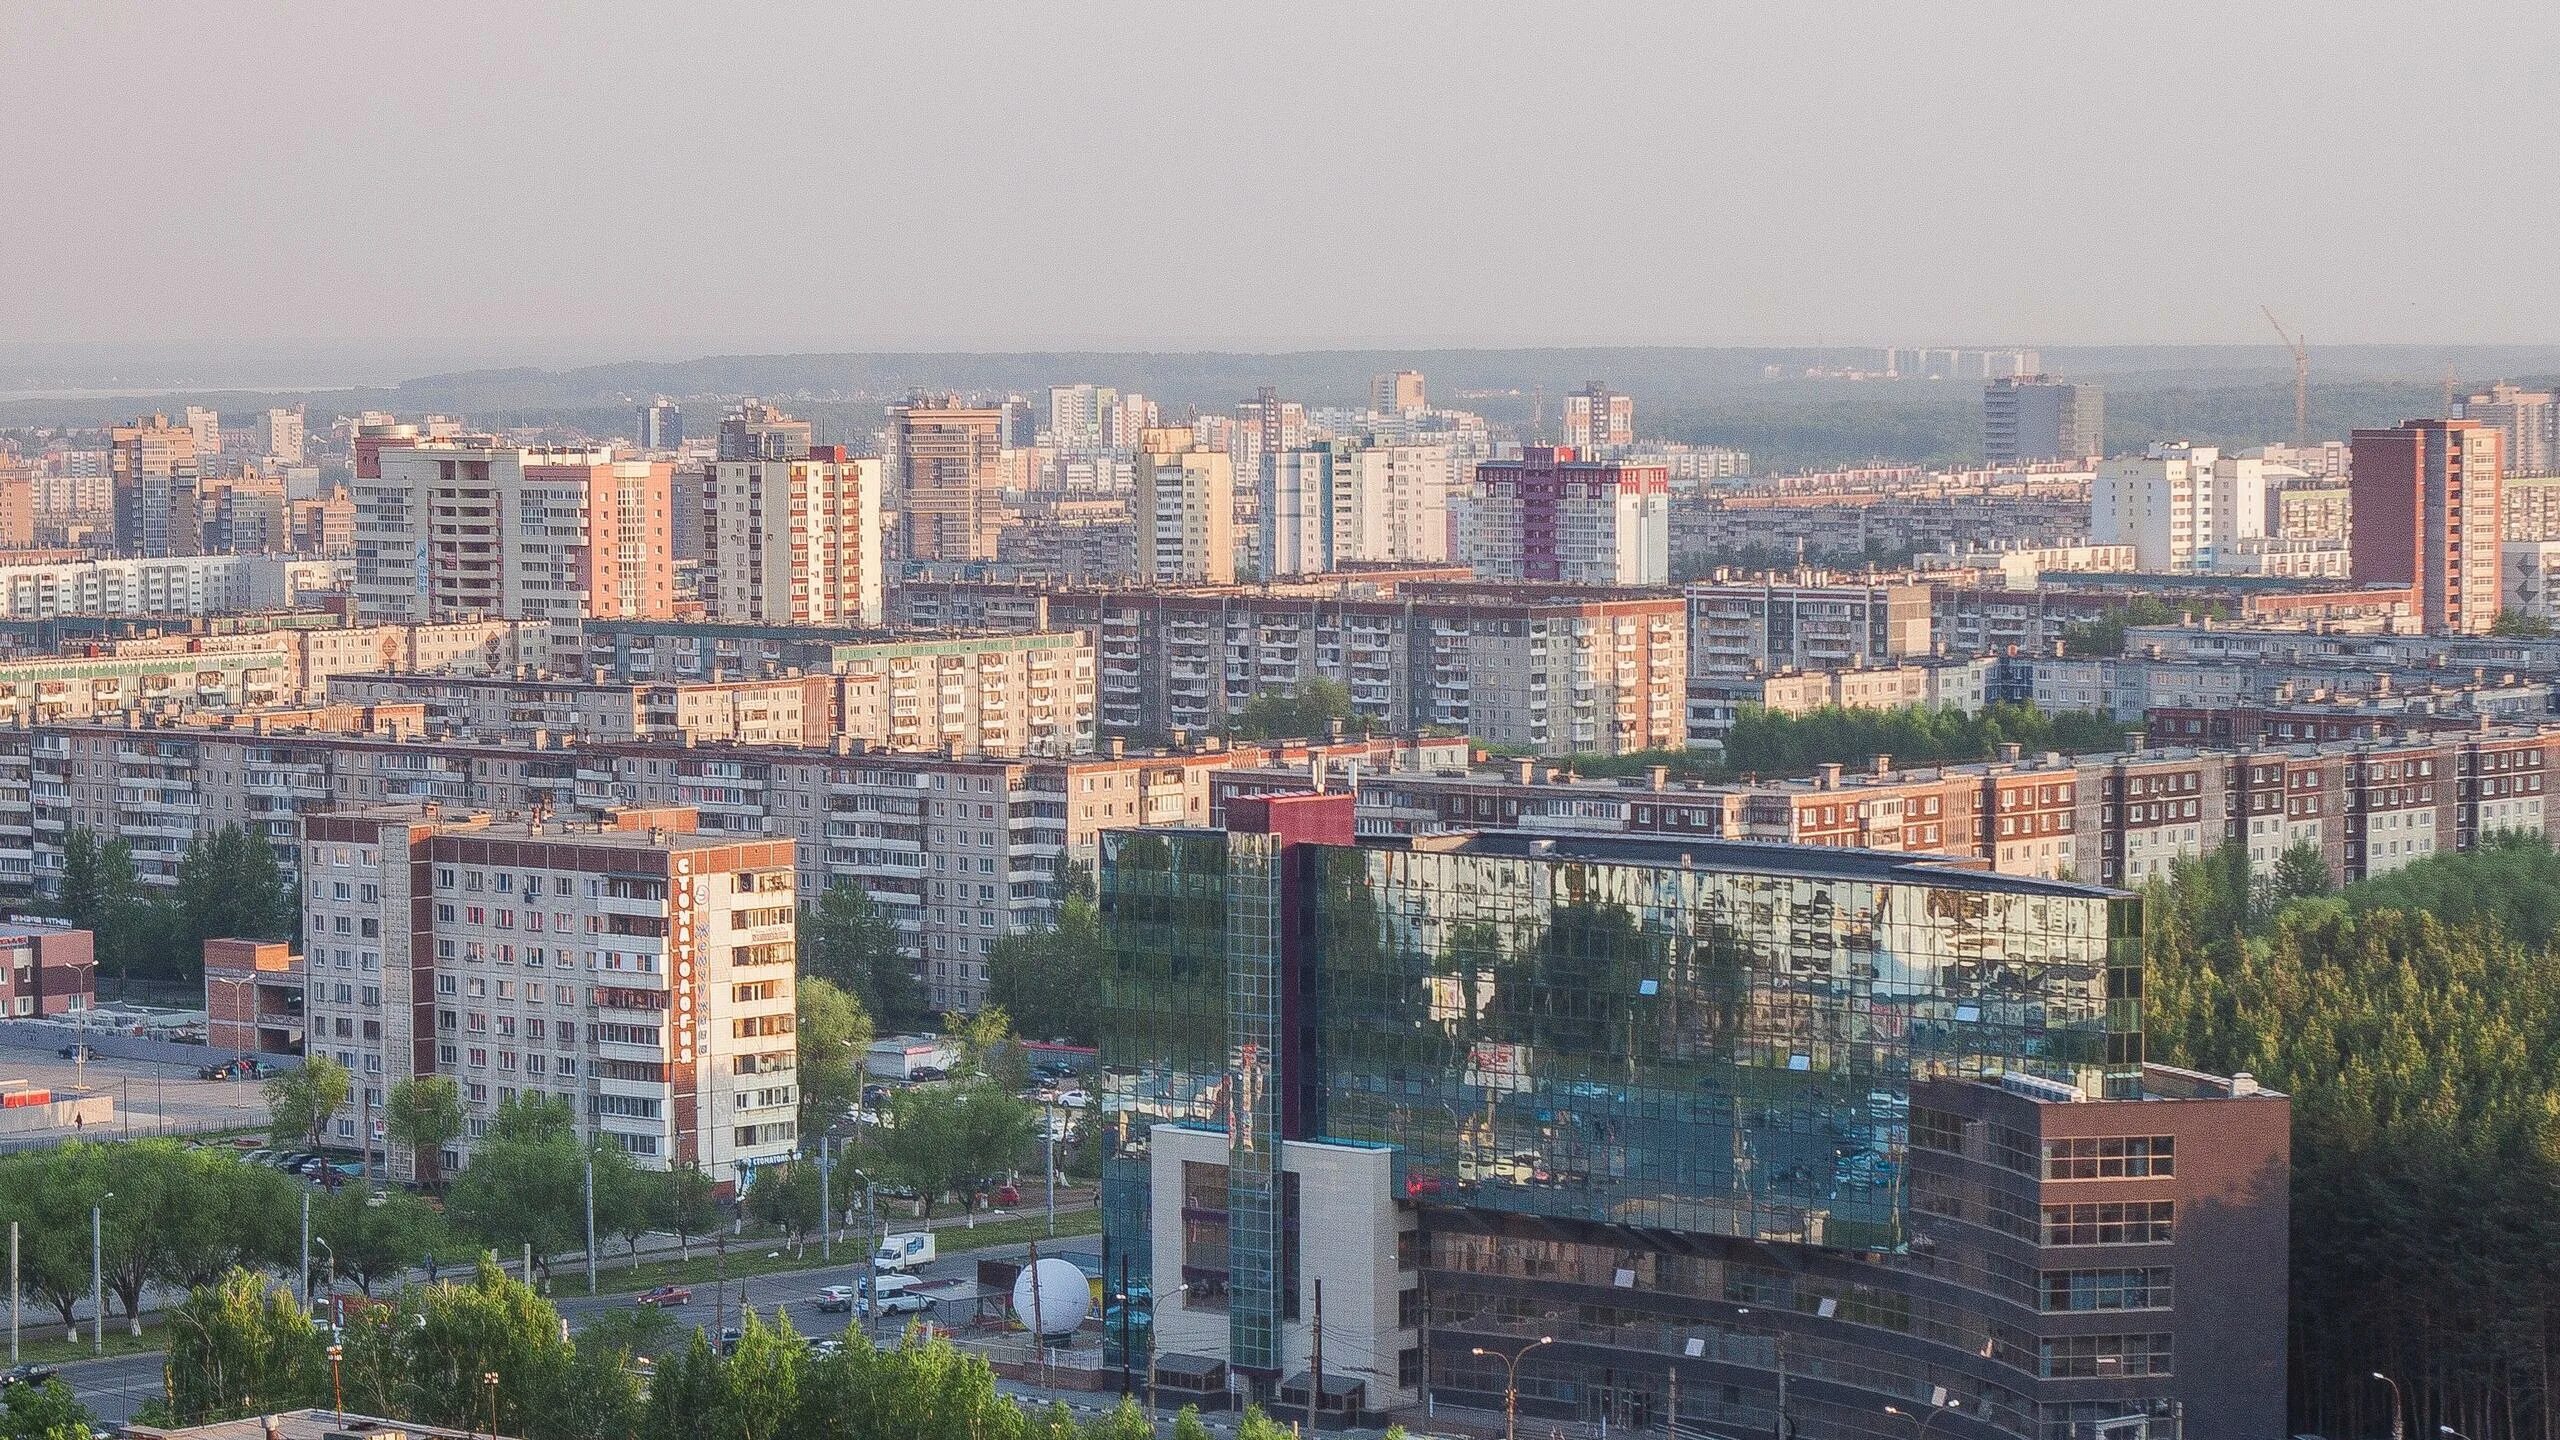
top-left (1261, 447), bottom-right (1336, 579)
top-left (708, 446), bottom-right (884, 626)
top-left (2093, 443), bottom-right (2268, 572)
top-left (1135, 437), bottom-right (1233, 585)
top-left (355, 439), bottom-right (674, 642)
top-left (300, 806), bottom-right (799, 1181)
top-left (1334, 444), bottom-right (1455, 566)
top-left (0, 554), bottom-right (344, 618)
top-left (253, 408), bottom-right (306, 465)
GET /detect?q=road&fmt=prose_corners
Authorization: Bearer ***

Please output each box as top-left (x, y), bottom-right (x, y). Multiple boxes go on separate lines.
top-left (55, 1224), bottom-right (1095, 1426)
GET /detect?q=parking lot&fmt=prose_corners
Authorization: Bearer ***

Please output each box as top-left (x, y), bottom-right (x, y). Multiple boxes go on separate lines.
top-left (0, 1037), bottom-right (277, 1143)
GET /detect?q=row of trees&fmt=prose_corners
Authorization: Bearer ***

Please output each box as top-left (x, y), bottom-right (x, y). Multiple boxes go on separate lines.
top-left (154, 1258), bottom-right (1357, 1440)
top-left (1553, 700), bottom-right (2126, 785)
top-left (0, 1137), bottom-right (447, 1332)
top-left (61, 824), bottom-right (296, 984)
top-left (2141, 833), bottom-right (2560, 1440)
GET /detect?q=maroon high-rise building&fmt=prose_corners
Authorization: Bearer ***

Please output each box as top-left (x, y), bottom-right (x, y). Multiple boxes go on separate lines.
top-left (2350, 418), bottom-right (2504, 634)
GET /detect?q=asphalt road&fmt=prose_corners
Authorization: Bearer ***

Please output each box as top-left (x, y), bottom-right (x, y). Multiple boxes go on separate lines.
top-left (55, 1224), bottom-right (1097, 1426)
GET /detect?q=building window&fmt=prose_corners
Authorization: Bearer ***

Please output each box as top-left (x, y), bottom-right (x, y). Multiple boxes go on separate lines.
top-left (2040, 1268), bottom-right (2174, 1312)
top-left (2038, 1333), bottom-right (2173, 1378)
top-left (2042, 1201), bottom-right (2175, 1246)
top-left (2043, 1135), bottom-right (2175, 1180)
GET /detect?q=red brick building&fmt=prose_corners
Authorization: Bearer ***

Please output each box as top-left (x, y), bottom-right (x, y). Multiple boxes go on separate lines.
top-left (0, 922), bottom-right (95, 1019)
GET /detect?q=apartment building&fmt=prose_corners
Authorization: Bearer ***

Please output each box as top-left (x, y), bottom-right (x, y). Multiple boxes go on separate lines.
top-left (576, 622), bottom-right (1096, 758)
top-left (1685, 576), bottom-right (1932, 678)
top-left (1560, 381), bottom-right (1634, 453)
top-left (707, 444), bottom-right (884, 627)
top-left (1041, 583), bottom-right (1686, 756)
top-left (354, 440), bottom-right (675, 640)
top-left (2092, 443), bottom-right (2269, 572)
top-left (300, 806), bottom-right (798, 1180)
top-left (324, 672), bottom-right (832, 747)
top-left (1470, 447), bottom-right (1670, 585)
top-left (0, 554), bottom-right (343, 620)
top-left (1134, 433), bottom-right (1234, 585)
top-left (110, 414), bottom-right (200, 557)
top-left (2350, 418), bottom-right (2504, 634)
top-left (890, 396), bottom-right (1007, 564)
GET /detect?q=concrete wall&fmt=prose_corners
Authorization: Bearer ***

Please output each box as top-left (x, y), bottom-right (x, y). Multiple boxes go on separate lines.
top-left (0, 1021), bottom-right (301, 1071)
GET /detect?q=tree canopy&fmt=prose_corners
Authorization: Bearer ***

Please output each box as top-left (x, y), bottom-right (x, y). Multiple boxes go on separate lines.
top-left (1228, 678), bottom-right (1358, 741)
top-left (985, 896), bottom-right (1103, 1046)
top-left (800, 879), bottom-right (926, 1032)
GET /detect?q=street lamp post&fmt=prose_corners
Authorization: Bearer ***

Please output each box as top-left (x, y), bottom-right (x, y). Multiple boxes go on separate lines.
top-left (313, 1238), bottom-right (335, 1322)
top-left (1469, 1335), bottom-right (1554, 1440)
top-left (326, 1342), bottom-right (345, 1420)
top-left (2373, 1372), bottom-right (2406, 1440)
top-left (89, 1196), bottom-right (108, 1356)
top-left (480, 1371), bottom-right (501, 1440)
top-left (1885, 1400), bottom-right (1961, 1440)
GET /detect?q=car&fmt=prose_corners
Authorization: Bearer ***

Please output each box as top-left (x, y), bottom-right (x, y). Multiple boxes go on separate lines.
top-left (861, 1292), bottom-right (936, 1318)
top-left (293, 1156), bottom-right (329, 1175)
top-left (861, 1084), bottom-right (890, 1108)
top-left (273, 1152), bottom-right (314, 1171)
top-left (908, 1066), bottom-right (948, 1083)
top-left (635, 1285), bottom-right (692, 1308)
top-left (812, 1339), bottom-right (844, 1358)
top-left (816, 1285), bottom-right (857, 1313)
top-left (1055, 1089), bottom-right (1090, 1108)
top-left (56, 1043), bottom-right (96, 1061)
top-left (992, 1182), bottom-right (1021, 1207)
top-left (2, 1363), bottom-right (60, 1389)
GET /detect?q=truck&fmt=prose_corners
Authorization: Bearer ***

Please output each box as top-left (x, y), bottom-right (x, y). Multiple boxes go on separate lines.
top-left (874, 1231), bottom-right (936, 1272)
top-left (860, 1272), bottom-right (936, 1318)
top-left (866, 1035), bottom-right (962, 1082)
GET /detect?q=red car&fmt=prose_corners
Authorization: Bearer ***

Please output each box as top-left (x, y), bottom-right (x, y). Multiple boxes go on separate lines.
top-left (635, 1285), bottom-right (692, 1307)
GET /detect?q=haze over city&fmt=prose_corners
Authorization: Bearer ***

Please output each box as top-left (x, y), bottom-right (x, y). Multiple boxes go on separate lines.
top-left (8, 3), bottom-right (2557, 353)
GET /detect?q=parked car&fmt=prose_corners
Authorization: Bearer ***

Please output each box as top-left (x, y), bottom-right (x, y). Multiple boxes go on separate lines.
top-left (1, 1363), bottom-right (60, 1388)
top-left (992, 1183), bottom-right (1021, 1208)
top-left (56, 1043), bottom-right (95, 1061)
top-left (812, 1339), bottom-right (845, 1358)
top-left (1055, 1089), bottom-right (1090, 1109)
top-left (200, 1057), bottom-right (270, 1080)
top-left (860, 1084), bottom-right (890, 1108)
top-left (908, 1065), bottom-right (948, 1083)
top-left (635, 1285), bottom-right (692, 1308)
top-left (816, 1285), bottom-right (857, 1314)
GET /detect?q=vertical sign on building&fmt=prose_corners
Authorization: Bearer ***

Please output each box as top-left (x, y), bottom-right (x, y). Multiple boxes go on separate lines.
top-left (670, 857), bottom-right (700, 1167)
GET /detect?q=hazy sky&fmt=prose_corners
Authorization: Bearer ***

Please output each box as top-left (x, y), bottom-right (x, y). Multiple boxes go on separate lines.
top-left (7, 3), bottom-right (2554, 353)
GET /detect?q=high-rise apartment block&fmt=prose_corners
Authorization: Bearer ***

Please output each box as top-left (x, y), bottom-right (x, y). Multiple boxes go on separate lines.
top-left (1371, 369), bottom-right (1426, 416)
top-left (300, 806), bottom-right (799, 1180)
top-left (2351, 418), bottom-right (2504, 634)
top-left (252, 408), bottom-right (306, 465)
top-left (637, 399), bottom-right (684, 453)
top-left (354, 440), bottom-right (674, 638)
top-left (1984, 375), bottom-right (2104, 463)
top-left (1470, 446), bottom-right (1670, 585)
top-left (1685, 576), bottom-right (1933, 677)
top-left (708, 445), bottom-right (884, 626)
top-left (715, 401), bottom-right (809, 463)
top-left (1135, 431), bottom-right (1235, 585)
top-left (1561, 380), bottom-right (1634, 453)
top-left (1047, 384), bottom-right (1155, 451)
top-left (890, 395), bottom-right (1007, 563)
top-left (2458, 382), bottom-right (2556, 477)
top-left (2093, 443), bottom-right (2269, 572)
top-left (110, 414), bottom-right (200, 557)
top-left (182, 406), bottom-right (221, 460)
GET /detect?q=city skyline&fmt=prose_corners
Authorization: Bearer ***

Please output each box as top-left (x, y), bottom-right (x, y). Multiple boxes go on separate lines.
top-left (8, 5), bottom-right (2558, 350)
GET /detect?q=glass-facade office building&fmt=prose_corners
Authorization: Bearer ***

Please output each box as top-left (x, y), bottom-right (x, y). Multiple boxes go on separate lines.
top-left (1100, 795), bottom-right (2287, 1440)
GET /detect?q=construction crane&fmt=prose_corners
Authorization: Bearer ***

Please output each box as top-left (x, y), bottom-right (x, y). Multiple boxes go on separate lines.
top-left (2261, 306), bottom-right (2308, 449)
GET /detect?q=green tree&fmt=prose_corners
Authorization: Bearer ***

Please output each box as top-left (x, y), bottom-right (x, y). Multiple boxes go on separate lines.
top-left (985, 896), bottom-right (1104, 1045)
top-left (399, 1256), bottom-right (588, 1436)
top-left (958, 1005), bottom-right (1030, 1092)
top-left (650, 1165), bottom-right (722, 1261)
top-left (174, 824), bottom-right (297, 956)
top-left (1229, 678), bottom-right (1357, 741)
top-left (872, 1077), bottom-right (1037, 1222)
top-left (744, 1162), bottom-right (824, 1253)
top-left (162, 1269), bottom-right (324, 1423)
top-left (444, 1100), bottom-right (592, 1281)
top-left (0, 1378), bottom-right (95, 1440)
top-left (2491, 608), bottom-right (2553, 637)
top-left (1171, 1406), bottom-right (1214, 1440)
top-left (385, 1075), bottom-right (467, 1189)
top-left (2270, 837), bottom-right (2332, 904)
top-left (797, 976), bottom-right (874, 1138)
top-left (799, 879), bottom-right (924, 1031)
top-left (312, 1186), bottom-right (446, 1294)
top-left (0, 1142), bottom-right (102, 1332)
top-left (264, 1054), bottom-right (351, 1151)
top-left (593, 1150), bottom-right (655, 1270)
top-left (58, 826), bottom-right (164, 982)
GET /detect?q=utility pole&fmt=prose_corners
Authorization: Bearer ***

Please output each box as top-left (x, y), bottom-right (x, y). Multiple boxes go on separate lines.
top-left (522, 1242), bottom-right (532, 1293)
top-left (89, 1204), bottom-right (103, 1356)
top-left (819, 1137), bottom-right (832, 1263)
top-left (1044, 1105), bottom-right (1057, 1236)
top-left (8, 1220), bottom-right (17, 1363)
top-left (583, 1156), bottom-right (597, 1296)
top-left (1308, 1277), bottom-right (1324, 1437)
top-left (300, 1189), bottom-right (312, 1313)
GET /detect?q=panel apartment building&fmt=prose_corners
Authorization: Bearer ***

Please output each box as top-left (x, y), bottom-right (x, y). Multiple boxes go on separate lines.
top-left (300, 806), bottom-right (797, 1180)
top-left (1027, 582), bottom-right (1686, 756)
top-left (354, 439), bottom-right (675, 642)
top-left (707, 444), bottom-right (885, 627)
